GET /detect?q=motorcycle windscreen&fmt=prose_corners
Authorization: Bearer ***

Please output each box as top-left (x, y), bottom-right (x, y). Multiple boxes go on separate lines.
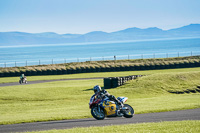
top-left (117, 97), bottom-right (128, 103)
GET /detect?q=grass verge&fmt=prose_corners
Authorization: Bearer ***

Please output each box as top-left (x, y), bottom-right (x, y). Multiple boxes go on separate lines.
top-left (27, 120), bottom-right (200, 133)
top-left (0, 67), bottom-right (200, 84)
top-left (0, 68), bottom-right (200, 125)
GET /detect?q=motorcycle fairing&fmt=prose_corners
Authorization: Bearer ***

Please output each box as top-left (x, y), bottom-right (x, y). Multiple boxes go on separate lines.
top-left (99, 99), bottom-right (117, 116)
top-left (117, 97), bottom-right (128, 103)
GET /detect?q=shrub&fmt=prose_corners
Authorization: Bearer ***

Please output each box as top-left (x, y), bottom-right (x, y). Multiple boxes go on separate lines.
top-left (20, 69), bottom-right (26, 75)
top-left (31, 69), bottom-right (37, 76)
top-left (61, 67), bottom-right (67, 74)
top-left (51, 68), bottom-right (57, 75)
top-left (56, 68), bottom-right (63, 75)
top-left (95, 65), bottom-right (101, 72)
top-left (90, 66), bottom-right (96, 72)
top-left (0, 71), bottom-right (4, 77)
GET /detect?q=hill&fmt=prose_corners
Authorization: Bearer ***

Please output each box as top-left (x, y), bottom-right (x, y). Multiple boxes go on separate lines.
top-left (0, 24), bottom-right (200, 46)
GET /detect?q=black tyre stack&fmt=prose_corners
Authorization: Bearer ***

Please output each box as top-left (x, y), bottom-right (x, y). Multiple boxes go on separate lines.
top-left (104, 75), bottom-right (143, 89)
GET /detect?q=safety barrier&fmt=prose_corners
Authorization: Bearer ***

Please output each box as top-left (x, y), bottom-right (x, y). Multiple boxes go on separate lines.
top-left (104, 75), bottom-right (143, 89)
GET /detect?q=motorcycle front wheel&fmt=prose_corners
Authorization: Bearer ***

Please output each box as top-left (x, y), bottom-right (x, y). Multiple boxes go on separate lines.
top-left (91, 106), bottom-right (105, 120)
top-left (123, 104), bottom-right (134, 118)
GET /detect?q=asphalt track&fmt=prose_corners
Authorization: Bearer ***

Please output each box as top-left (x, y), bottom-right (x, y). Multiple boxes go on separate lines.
top-left (0, 108), bottom-right (200, 133)
top-left (0, 77), bottom-right (104, 87)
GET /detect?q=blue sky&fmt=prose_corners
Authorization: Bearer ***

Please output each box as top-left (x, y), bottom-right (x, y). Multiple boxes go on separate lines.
top-left (0, 0), bottom-right (200, 34)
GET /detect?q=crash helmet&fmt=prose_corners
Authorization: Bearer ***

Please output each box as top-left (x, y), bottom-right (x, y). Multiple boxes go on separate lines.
top-left (93, 85), bottom-right (101, 94)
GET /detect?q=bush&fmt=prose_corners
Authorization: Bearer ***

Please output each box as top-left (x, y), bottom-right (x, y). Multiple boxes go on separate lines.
top-left (129, 64), bottom-right (135, 71)
top-left (85, 66), bottom-right (91, 73)
top-left (194, 60), bottom-right (200, 67)
top-left (144, 63), bottom-right (151, 70)
top-left (123, 64), bottom-right (130, 71)
top-left (90, 66), bottom-right (96, 72)
top-left (0, 71), bottom-right (4, 77)
top-left (183, 60), bottom-right (190, 67)
top-left (46, 69), bottom-right (52, 75)
top-left (80, 66), bottom-right (86, 73)
top-left (75, 67), bottom-right (82, 73)
top-left (134, 64), bottom-right (140, 70)
top-left (26, 70), bottom-right (32, 76)
top-left (51, 68), bottom-right (57, 75)
top-left (169, 62), bottom-right (175, 68)
top-left (20, 69), bottom-right (26, 75)
top-left (56, 68), bottom-right (63, 75)
top-left (69, 67), bottom-right (76, 74)
top-left (31, 69), bottom-right (37, 76)
top-left (95, 66), bottom-right (101, 72)
top-left (179, 61), bottom-right (185, 68)
top-left (62, 68), bottom-right (67, 74)
top-left (4, 71), bottom-right (10, 77)
top-left (1, 56), bottom-right (200, 77)
top-left (8, 70), bottom-right (16, 77)
top-left (160, 62), bottom-right (166, 69)
top-left (164, 62), bottom-right (170, 69)
top-left (99, 65), bottom-right (106, 72)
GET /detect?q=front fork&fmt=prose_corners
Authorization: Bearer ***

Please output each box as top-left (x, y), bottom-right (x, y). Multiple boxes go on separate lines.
top-left (97, 104), bottom-right (101, 113)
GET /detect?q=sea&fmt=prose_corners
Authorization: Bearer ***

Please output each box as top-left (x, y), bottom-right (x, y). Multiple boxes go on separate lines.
top-left (0, 37), bottom-right (200, 67)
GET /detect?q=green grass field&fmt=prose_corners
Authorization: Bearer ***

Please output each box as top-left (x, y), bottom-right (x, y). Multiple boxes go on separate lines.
top-left (27, 120), bottom-right (200, 133)
top-left (1, 67), bottom-right (200, 84)
top-left (0, 67), bottom-right (200, 125)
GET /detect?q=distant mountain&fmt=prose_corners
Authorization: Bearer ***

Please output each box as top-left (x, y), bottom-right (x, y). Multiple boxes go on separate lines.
top-left (0, 24), bottom-right (200, 46)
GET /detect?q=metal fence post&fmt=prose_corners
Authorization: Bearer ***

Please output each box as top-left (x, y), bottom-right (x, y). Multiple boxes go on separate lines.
top-left (1, 50), bottom-right (200, 68)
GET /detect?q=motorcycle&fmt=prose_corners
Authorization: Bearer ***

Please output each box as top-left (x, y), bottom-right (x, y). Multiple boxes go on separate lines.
top-left (19, 77), bottom-right (27, 84)
top-left (89, 94), bottom-right (134, 120)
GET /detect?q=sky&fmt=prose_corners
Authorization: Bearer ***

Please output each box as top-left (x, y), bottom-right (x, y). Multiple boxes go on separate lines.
top-left (0, 0), bottom-right (200, 34)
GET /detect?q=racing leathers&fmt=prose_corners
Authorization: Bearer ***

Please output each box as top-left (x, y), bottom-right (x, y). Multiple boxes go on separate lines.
top-left (95, 89), bottom-right (123, 107)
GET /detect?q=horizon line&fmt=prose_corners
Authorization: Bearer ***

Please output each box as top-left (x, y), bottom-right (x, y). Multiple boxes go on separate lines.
top-left (0, 23), bottom-right (199, 35)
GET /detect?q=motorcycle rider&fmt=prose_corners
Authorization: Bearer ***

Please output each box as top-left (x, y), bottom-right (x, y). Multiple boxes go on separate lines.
top-left (20, 74), bottom-right (25, 81)
top-left (93, 85), bottom-right (123, 108)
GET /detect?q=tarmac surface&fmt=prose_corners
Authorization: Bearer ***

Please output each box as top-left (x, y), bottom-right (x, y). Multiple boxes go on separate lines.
top-left (0, 108), bottom-right (200, 133)
top-left (0, 77), bottom-right (104, 87)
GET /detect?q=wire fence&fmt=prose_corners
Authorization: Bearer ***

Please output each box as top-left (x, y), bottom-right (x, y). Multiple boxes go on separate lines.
top-left (1, 51), bottom-right (200, 68)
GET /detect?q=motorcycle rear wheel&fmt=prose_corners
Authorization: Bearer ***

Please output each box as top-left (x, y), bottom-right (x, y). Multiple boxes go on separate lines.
top-left (91, 106), bottom-right (105, 120)
top-left (123, 104), bottom-right (134, 118)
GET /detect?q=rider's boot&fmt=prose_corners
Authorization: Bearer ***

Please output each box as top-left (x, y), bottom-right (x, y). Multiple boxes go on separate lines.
top-left (117, 109), bottom-right (123, 116)
top-left (117, 102), bottom-right (124, 116)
